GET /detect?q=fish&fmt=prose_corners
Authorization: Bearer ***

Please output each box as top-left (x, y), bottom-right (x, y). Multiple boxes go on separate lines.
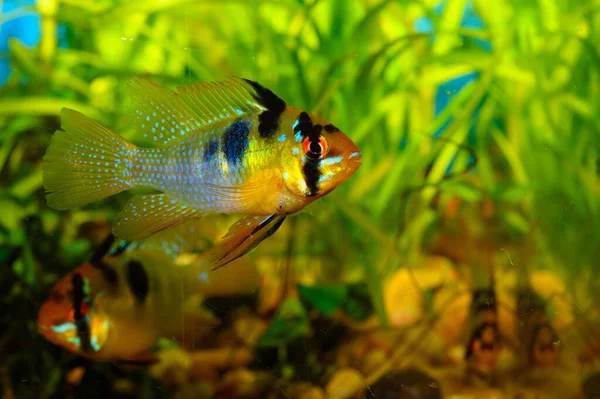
top-left (464, 287), bottom-right (502, 381)
top-left (42, 78), bottom-right (362, 262)
top-left (516, 290), bottom-right (561, 369)
top-left (37, 224), bottom-right (262, 362)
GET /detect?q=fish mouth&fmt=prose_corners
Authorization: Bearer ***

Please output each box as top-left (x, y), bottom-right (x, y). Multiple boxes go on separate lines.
top-left (348, 151), bottom-right (362, 166)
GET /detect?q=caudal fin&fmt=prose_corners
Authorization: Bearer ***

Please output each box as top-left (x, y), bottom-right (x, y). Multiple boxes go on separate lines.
top-left (43, 108), bottom-right (136, 210)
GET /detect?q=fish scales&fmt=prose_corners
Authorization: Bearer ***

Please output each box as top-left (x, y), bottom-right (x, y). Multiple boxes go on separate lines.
top-left (129, 116), bottom-right (276, 211)
top-left (43, 77), bottom-right (361, 254)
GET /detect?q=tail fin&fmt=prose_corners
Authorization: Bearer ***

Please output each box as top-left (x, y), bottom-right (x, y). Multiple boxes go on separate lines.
top-left (43, 108), bottom-right (136, 210)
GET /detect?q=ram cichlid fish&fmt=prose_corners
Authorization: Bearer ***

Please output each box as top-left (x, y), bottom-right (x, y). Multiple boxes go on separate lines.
top-left (42, 78), bottom-right (362, 265)
top-left (37, 225), bottom-right (261, 362)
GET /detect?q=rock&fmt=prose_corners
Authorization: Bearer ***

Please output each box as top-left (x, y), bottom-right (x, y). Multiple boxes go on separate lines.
top-left (362, 349), bottom-right (387, 375)
top-left (149, 347), bottom-right (192, 386)
top-left (326, 368), bottom-right (365, 399)
top-left (281, 382), bottom-right (327, 399)
top-left (217, 368), bottom-right (272, 399)
top-left (234, 316), bottom-right (268, 346)
top-left (581, 371), bottom-right (600, 399)
top-left (174, 381), bottom-right (214, 399)
top-left (365, 368), bottom-right (443, 399)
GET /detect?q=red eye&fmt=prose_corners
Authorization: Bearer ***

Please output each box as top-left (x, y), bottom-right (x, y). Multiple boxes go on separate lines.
top-left (79, 302), bottom-right (88, 316)
top-left (68, 302), bottom-right (88, 321)
top-left (302, 136), bottom-right (328, 160)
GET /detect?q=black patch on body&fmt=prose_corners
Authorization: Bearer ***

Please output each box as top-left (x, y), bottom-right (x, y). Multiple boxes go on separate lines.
top-left (90, 234), bottom-right (116, 264)
top-left (71, 273), bottom-right (92, 351)
top-left (324, 124), bottom-right (339, 133)
top-left (242, 79), bottom-right (286, 138)
top-left (222, 120), bottom-right (250, 165)
top-left (89, 235), bottom-right (121, 288)
top-left (203, 138), bottom-right (219, 162)
top-left (97, 262), bottom-right (119, 287)
top-left (125, 260), bottom-right (149, 304)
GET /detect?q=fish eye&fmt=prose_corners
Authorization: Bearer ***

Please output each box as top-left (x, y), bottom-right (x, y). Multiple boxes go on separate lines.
top-left (68, 302), bottom-right (89, 321)
top-left (302, 136), bottom-right (328, 160)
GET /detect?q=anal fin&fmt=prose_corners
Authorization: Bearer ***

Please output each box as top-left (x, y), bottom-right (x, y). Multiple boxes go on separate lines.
top-left (206, 214), bottom-right (286, 270)
top-left (114, 194), bottom-right (203, 240)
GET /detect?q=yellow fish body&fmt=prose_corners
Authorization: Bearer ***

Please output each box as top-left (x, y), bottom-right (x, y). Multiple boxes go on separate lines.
top-left (37, 225), bottom-right (261, 362)
top-left (43, 78), bottom-right (362, 255)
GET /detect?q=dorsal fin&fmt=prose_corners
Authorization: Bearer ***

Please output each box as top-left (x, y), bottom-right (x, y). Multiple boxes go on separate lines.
top-left (128, 77), bottom-right (283, 146)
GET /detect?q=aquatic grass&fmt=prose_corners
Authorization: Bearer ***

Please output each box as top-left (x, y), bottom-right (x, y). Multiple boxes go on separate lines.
top-left (1, 0), bottom-right (600, 395)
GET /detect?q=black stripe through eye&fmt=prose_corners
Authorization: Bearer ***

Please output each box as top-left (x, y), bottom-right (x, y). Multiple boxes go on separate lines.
top-left (296, 112), bottom-right (320, 141)
top-left (71, 273), bottom-right (92, 351)
top-left (125, 260), bottom-right (149, 304)
top-left (296, 112), bottom-right (322, 196)
top-left (309, 141), bottom-right (322, 155)
top-left (302, 161), bottom-right (320, 197)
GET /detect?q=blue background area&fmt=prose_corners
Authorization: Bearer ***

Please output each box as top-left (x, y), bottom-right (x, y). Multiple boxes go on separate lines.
top-left (412, 0), bottom-right (491, 171)
top-left (0, 0), bottom-right (68, 87)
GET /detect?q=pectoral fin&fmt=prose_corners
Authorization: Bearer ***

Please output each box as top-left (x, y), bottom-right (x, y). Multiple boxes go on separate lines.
top-left (206, 214), bottom-right (286, 270)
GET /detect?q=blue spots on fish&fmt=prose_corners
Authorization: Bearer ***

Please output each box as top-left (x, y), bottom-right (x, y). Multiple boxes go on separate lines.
top-left (278, 133), bottom-right (287, 142)
top-left (110, 241), bottom-right (130, 257)
top-left (318, 173), bottom-right (332, 184)
top-left (222, 119), bottom-right (250, 165)
top-left (125, 259), bottom-right (149, 304)
top-left (203, 138), bottom-right (219, 162)
top-left (242, 78), bottom-right (286, 139)
top-left (319, 156), bottom-right (343, 166)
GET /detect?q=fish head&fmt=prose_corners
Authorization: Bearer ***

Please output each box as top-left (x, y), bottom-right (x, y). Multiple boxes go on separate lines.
top-left (280, 108), bottom-right (361, 199)
top-left (37, 264), bottom-right (110, 357)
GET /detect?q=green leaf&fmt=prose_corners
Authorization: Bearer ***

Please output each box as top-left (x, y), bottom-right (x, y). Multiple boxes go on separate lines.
top-left (298, 284), bottom-right (347, 316)
top-left (257, 299), bottom-right (309, 348)
top-left (0, 246), bottom-right (21, 267)
top-left (439, 181), bottom-right (483, 202)
top-left (503, 211), bottom-right (530, 234)
top-left (341, 283), bottom-right (374, 321)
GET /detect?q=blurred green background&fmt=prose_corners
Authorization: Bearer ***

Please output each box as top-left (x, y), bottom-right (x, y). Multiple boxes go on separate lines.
top-left (1, 0), bottom-right (599, 398)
